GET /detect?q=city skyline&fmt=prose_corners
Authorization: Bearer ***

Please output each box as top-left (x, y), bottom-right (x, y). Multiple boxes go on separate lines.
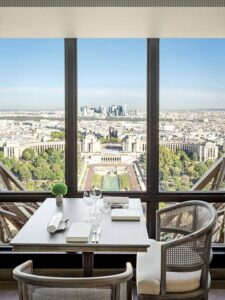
top-left (0, 39), bottom-right (225, 110)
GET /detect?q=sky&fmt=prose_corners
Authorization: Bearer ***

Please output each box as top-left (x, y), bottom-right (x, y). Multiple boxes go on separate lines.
top-left (0, 38), bottom-right (225, 111)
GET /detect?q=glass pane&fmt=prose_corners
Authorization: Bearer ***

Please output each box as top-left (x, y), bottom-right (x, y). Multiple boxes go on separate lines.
top-left (0, 39), bottom-right (65, 192)
top-left (0, 202), bottom-right (39, 244)
top-left (159, 39), bottom-right (225, 192)
top-left (77, 39), bottom-right (147, 192)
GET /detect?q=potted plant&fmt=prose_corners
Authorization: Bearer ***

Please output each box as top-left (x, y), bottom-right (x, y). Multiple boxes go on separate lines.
top-left (51, 183), bottom-right (68, 207)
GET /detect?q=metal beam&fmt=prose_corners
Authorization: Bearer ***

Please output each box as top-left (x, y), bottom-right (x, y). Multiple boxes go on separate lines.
top-left (65, 39), bottom-right (77, 197)
top-left (147, 38), bottom-right (159, 238)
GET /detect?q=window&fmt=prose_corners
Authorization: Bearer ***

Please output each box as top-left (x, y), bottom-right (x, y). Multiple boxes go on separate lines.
top-left (77, 39), bottom-right (147, 192)
top-left (0, 38), bottom-right (224, 247)
top-left (0, 39), bottom-right (64, 244)
top-left (0, 39), bottom-right (65, 192)
top-left (159, 39), bottom-right (225, 192)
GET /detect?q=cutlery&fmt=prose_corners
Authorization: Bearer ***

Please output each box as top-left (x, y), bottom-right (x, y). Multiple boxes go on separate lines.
top-left (95, 226), bottom-right (101, 243)
top-left (91, 230), bottom-right (97, 243)
top-left (91, 226), bottom-right (101, 243)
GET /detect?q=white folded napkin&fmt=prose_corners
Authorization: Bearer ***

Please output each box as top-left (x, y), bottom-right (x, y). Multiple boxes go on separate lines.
top-left (111, 209), bottom-right (140, 221)
top-left (47, 212), bottom-right (63, 233)
top-left (103, 196), bottom-right (129, 205)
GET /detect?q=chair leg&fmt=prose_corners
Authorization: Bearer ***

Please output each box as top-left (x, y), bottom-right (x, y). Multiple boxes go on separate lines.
top-left (203, 292), bottom-right (208, 300)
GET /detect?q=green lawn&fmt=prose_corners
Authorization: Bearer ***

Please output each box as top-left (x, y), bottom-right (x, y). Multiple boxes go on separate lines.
top-left (92, 174), bottom-right (103, 188)
top-left (119, 173), bottom-right (131, 190)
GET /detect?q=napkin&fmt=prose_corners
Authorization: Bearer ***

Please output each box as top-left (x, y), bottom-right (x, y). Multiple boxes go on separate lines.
top-left (103, 196), bottom-right (129, 205)
top-left (47, 212), bottom-right (63, 233)
top-left (111, 209), bottom-right (140, 221)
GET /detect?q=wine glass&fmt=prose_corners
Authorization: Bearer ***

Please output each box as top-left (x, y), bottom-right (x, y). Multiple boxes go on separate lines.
top-left (90, 187), bottom-right (102, 211)
top-left (83, 190), bottom-right (95, 223)
top-left (92, 208), bottom-right (103, 227)
top-left (100, 197), bottom-right (111, 214)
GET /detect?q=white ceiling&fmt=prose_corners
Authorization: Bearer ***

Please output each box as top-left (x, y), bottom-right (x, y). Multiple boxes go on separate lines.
top-left (0, 7), bottom-right (225, 38)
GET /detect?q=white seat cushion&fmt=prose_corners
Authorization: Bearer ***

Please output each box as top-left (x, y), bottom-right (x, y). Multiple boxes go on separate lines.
top-left (136, 239), bottom-right (201, 295)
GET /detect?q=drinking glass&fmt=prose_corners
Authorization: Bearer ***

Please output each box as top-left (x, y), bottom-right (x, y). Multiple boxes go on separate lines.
top-left (90, 187), bottom-right (102, 212)
top-left (100, 198), bottom-right (111, 214)
top-left (83, 190), bottom-right (95, 223)
top-left (92, 209), bottom-right (103, 227)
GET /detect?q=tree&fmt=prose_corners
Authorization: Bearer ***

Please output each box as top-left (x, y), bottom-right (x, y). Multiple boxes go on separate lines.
top-left (17, 165), bottom-right (32, 182)
top-left (22, 148), bottom-right (36, 161)
top-left (34, 165), bottom-right (53, 180)
top-left (192, 152), bottom-right (198, 161)
top-left (0, 151), bottom-right (4, 161)
top-left (51, 163), bottom-right (64, 180)
top-left (194, 162), bottom-right (208, 178)
top-left (100, 137), bottom-right (121, 144)
top-left (34, 156), bottom-right (48, 167)
top-left (47, 150), bottom-right (62, 164)
top-left (51, 131), bottom-right (65, 140)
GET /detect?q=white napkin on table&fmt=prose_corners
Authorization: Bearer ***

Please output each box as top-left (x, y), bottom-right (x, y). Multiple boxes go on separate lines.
top-left (47, 212), bottom-right (63, 233)
top-left (103, 196), bottom-right (129, 205)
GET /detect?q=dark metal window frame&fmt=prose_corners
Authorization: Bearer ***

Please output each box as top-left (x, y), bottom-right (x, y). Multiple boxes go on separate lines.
top-left (0, 37), bottom-right (224, 257)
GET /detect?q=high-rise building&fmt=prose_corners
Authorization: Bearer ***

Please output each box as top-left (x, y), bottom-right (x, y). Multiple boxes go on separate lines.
top-left (123, 104), bottom-right (127, 116)
top-left (108, 105), bottom-right (125, 116)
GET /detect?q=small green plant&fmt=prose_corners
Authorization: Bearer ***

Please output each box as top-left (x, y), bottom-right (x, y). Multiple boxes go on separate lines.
top-left (51, 183), bottom-right (67, 196)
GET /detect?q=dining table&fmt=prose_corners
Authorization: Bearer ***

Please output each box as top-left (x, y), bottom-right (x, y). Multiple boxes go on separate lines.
top-left (10, 197), bottom-right (150, 276)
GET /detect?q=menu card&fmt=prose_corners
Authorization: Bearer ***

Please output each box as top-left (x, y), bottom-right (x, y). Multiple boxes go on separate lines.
top-left (66, 223), bottom-right (92, 242)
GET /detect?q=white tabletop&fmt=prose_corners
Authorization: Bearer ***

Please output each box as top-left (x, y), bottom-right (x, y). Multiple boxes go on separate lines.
top-left (11, 198), bottom-right (150, 253)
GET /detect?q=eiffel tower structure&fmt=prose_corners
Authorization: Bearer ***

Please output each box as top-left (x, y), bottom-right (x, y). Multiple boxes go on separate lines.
top-left (191, 154), bottom-right (225, 243)
top-left (0, 162), bottom-right (39, 244)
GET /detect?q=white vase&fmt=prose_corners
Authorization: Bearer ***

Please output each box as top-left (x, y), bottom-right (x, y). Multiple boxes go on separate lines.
top-left (56, 195), bottom-right (63, 207)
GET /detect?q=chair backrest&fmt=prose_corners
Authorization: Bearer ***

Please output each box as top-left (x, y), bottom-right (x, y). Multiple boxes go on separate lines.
top-left (157, 201), bottom-right (216, 294)
top-left (13, 260), bottom-right (133, 300)
top-left (157, 200), bottom-right (216, 243)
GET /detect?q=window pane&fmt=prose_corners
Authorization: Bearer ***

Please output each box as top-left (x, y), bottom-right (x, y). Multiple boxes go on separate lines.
top-left (159, 39), bottom-right (225, 192)
top-left (77, 39), bottom-right (147, 192)
top-left (0, 202), bottom-right (39, 244)
top-left (0, 39), bottom-right (65, 192)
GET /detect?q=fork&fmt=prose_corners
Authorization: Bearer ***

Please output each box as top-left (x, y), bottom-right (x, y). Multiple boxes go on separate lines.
top-left (91, 227), bottom-right (101, 243)
top-left (91, 229), bottom-right (97, 243)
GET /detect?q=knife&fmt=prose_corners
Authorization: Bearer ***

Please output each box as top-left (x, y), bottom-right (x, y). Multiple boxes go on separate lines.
top-left (95, 226), bottom-right (101, 243)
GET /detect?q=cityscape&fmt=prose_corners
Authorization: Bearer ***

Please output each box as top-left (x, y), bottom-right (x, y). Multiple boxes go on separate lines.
top-left (0, 106), bottom-right (223, 193)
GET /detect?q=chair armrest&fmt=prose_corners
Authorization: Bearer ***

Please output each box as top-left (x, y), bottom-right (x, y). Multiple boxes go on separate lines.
top-left (159, 237), bottom-right (205, 295)
top-left (13, 260), bottom-right (33, 280)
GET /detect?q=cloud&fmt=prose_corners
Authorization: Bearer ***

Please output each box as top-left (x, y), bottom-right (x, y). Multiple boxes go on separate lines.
top-left (0, 86), bottom-right (64, 95)
top-left (0, 86), bottom-right (64, 110)
top-left (78, 87), bottom-right (146, 99)
top-left (78, 87), bottom-right (146, 109)
top-left (1, 85), bottom-right (225, 111)
top-left (160, 88), bottom-right (225, 110)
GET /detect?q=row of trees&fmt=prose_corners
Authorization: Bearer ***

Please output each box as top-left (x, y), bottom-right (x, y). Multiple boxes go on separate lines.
top-left (0, 148), bottom-right (64, 191)
top-left (159, 146), bottom-right (214, 191)
top-left (140, 146), bottom-right (215, 191)
top-left (0, 145), bottom-right (219, 192)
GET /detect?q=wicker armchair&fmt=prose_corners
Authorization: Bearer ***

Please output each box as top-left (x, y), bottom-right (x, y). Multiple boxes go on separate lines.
top-left (136, 200), bottom-right (216, 300)
top-left (13, 260), bottom-right (133, 300)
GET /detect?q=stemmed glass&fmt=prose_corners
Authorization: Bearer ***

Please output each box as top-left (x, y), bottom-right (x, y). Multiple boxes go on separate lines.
top-left (90, 187), bottom-right (103, 224)
top-left (83, 190), bottom-right (95, 223)
top-left (100, 198), bottom-right (111, 214)
top-left (90, 187), bottom-right (102, 212)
